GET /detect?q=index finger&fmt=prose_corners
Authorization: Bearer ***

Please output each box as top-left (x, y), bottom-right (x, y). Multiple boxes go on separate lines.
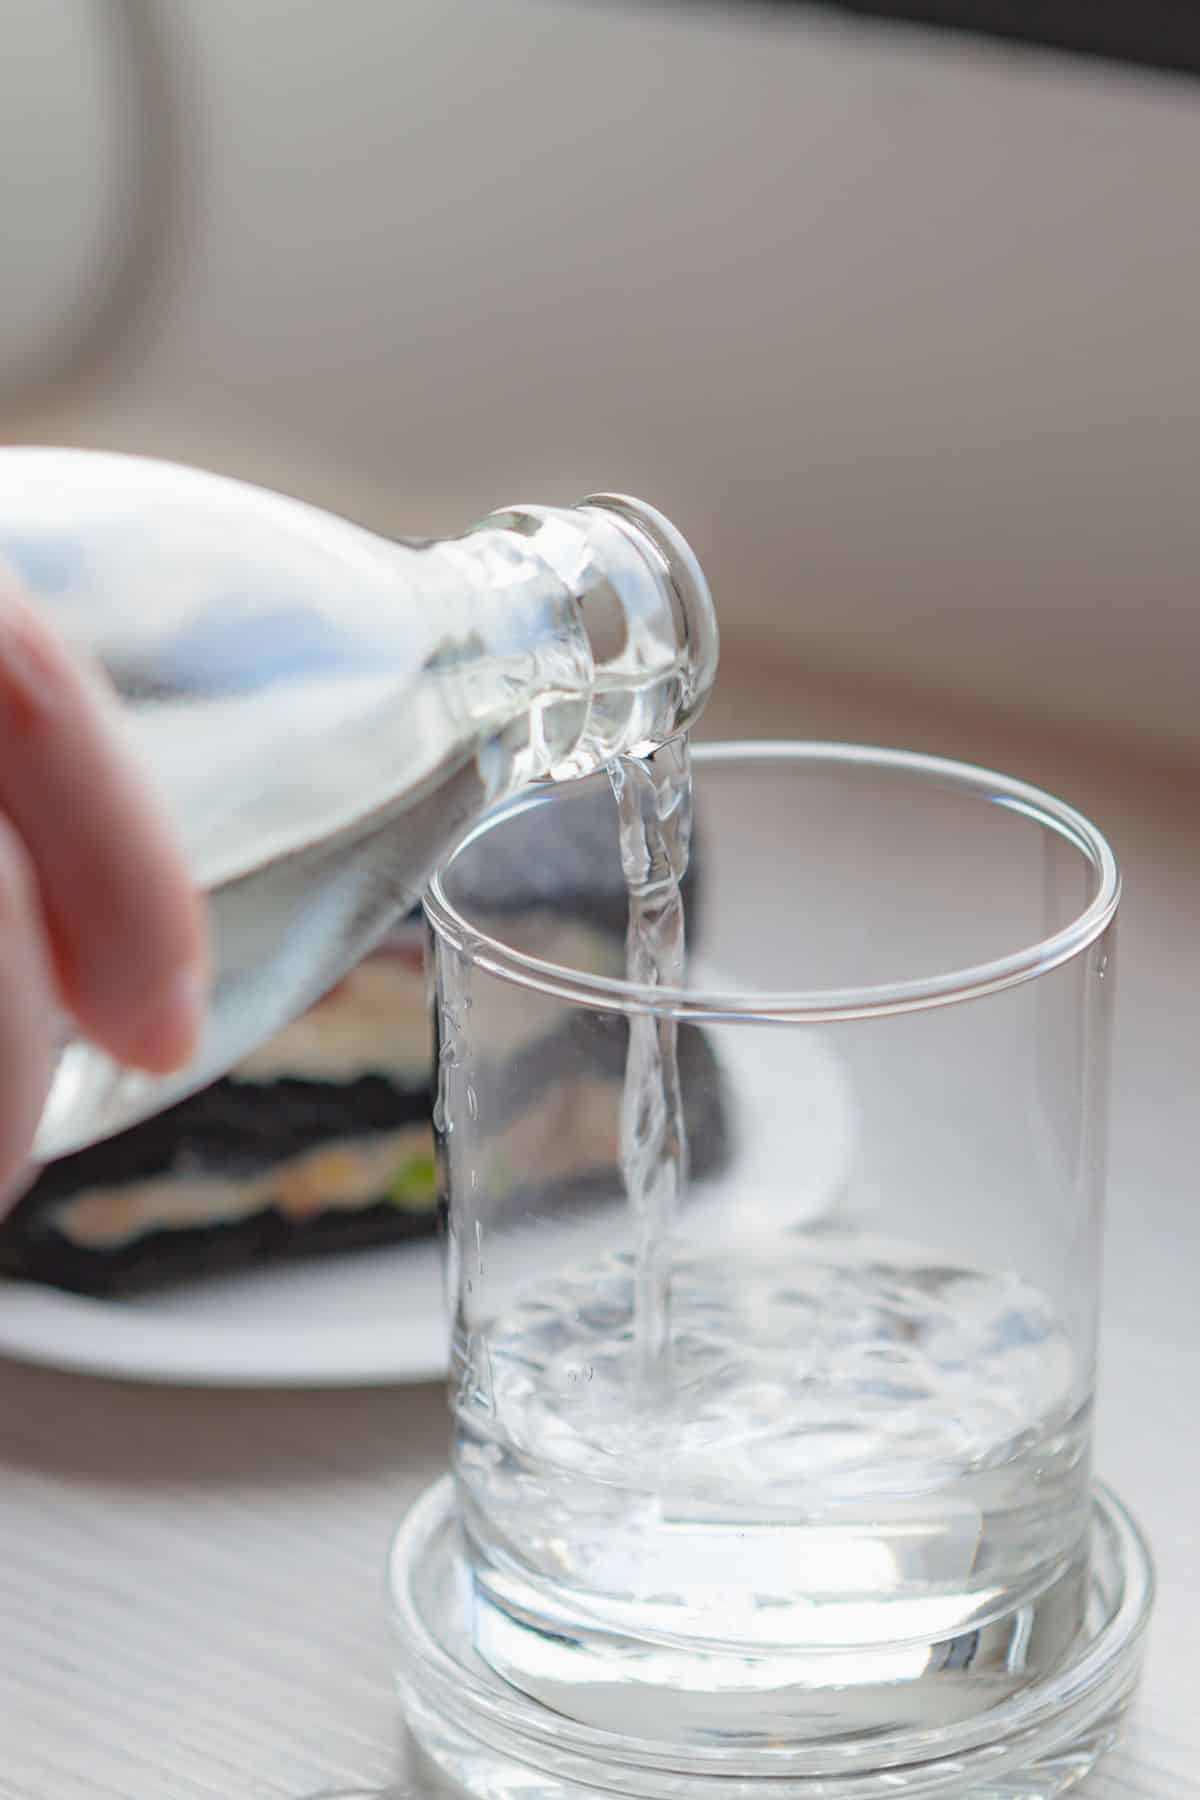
top-left (0, 576), bottom-right (208, 1076)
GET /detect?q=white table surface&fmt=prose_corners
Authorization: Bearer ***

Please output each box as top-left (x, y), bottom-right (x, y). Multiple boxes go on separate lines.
top-left (1, 660), bottom-right (1196, 1799)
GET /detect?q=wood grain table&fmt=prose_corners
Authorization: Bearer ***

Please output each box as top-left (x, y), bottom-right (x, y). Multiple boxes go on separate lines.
top-left (1, 663), bottom-right (1195, 1799)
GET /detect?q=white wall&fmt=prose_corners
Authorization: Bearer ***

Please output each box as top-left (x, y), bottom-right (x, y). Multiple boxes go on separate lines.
top-left (4, 0), bottom-right (1200, 756)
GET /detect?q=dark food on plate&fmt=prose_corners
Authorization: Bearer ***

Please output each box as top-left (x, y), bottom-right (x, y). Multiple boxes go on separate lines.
top-left (0, 798), bottom-right (727, 1295)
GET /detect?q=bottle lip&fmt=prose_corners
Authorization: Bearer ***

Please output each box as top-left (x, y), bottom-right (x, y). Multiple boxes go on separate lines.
top-left (479, 494), bottom-right (719, 750)
top-left (578, 493), bottom-right (719, 734)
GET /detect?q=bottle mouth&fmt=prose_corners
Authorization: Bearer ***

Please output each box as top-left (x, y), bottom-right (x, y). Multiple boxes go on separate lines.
top-left (577, 494), bottom-right (719, 739)
top-left (478, 494), bottom-right (719, 770)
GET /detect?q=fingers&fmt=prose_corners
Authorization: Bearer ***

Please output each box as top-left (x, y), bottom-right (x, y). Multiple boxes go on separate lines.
top-left (0, 577), bottom-right (208, 1078)
top-left (0, 816), bottom-right (54, 1205)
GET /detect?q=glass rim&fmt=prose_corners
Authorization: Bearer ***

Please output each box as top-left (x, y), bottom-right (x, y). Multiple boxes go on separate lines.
top-left (423, 740), bottom-right (1120, 1023)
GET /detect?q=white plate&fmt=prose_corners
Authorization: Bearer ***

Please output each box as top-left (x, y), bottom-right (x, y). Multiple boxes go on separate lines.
top-left (0, 1240), bottom-right (447, 1387)
top-left (0, 1001), bottom-right (858, 1389)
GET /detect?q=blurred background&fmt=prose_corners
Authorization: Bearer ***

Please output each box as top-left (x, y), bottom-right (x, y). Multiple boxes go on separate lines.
top-left (2, 0), bottom-right (1200, 762)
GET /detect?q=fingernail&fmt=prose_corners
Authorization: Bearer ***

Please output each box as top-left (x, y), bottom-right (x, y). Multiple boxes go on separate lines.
top-left (126, 964), bottom-right (208, 1075)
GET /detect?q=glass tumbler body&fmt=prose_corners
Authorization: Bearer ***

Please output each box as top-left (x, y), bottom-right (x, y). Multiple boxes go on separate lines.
top-left (425, 743), bottom-right (1118, 1739)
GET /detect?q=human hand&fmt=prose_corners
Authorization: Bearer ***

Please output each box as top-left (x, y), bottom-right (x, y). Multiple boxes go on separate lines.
top-left (0, 573), bottom-right (206, 1208)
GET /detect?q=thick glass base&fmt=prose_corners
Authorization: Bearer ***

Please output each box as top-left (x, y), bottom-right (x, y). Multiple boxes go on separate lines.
top-left (388, 1477), bottom-right (1152, 1800)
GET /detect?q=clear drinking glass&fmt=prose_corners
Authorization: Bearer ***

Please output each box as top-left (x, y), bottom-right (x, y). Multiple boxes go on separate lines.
top-left (420, 740), bottom-right (1123, 1751)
